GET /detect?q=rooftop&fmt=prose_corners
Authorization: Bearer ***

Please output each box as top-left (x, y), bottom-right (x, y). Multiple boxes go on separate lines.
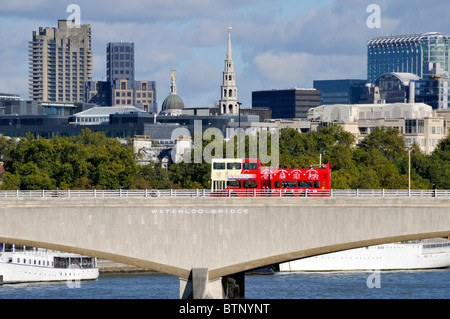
top-left (368, 32), bottom-right (449, 44)
top-left (73, 106), bottom-right (145, 117)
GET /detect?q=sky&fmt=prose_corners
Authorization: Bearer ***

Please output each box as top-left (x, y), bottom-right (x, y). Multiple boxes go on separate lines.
top-left (0, 0), bottom-right (449, 111)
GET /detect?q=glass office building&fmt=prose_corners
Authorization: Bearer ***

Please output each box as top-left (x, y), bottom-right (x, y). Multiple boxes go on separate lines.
top-left (367, 32), bottom-right (450, 83)
top-left (252, 88), bottom-right (321, 119)
top-left (313, 79), bottom-right (367, 105)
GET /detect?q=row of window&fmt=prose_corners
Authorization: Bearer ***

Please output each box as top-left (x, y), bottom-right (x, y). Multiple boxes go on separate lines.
top-left (423, 242), bottom-right (450, 249)
top-left (115, 99), bottom-right (153, 105)
top-left (213, 162), bottom-right (258, 170)
top-left (227, 180), bottom-right (323, 189)
top-left (109, 46), bottom-right (133, 53)
top-left (119, 82), bottom-right (148, 90)
top-left (115, 91), bottom-right (152, 98)
top-left (14, 257), bottom-right (52, 267)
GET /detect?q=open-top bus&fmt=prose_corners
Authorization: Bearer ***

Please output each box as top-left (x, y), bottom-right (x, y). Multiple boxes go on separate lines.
top-left (211, 158), bottom-right (331, 197)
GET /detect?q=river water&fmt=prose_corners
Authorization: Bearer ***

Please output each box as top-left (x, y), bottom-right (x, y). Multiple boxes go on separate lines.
top-left (1, 268), bottom-right (449, 299)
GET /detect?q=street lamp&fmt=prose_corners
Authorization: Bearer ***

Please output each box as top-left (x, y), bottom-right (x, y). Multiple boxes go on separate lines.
top-left (237, 102), bottom-right (242, 158)
top-left (408, 147), bottom-right (412, 194)
top-left (237, 102), bottom-right (242, 129)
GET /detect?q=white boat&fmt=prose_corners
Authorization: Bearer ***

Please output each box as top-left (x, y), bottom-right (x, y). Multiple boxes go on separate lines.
top-left (279, 238), bottom-right (450, 272)
top-left (0, 243), bottom-right (99, 284)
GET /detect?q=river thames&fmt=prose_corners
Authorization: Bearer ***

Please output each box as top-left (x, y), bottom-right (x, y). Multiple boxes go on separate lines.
top-left (1, 268), bottom-right (449, 299)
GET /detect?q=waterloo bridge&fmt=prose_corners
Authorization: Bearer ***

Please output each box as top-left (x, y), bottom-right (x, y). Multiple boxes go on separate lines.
top-left (0, 189), bottom-right (449, 299)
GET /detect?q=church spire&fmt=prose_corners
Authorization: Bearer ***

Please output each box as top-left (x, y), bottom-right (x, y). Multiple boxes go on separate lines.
top-left (219, 26), bottom-right (239, 115)
top-left (226, 25), bottom-right (232, 60)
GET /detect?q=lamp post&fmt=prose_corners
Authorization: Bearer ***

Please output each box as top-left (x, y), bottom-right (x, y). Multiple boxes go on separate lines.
top-left (237, 102), bottom-right (242, 129)
top-left (237, 102), bottom-right (242, 158)
top-left (408, 148), bottom-right (411, 195)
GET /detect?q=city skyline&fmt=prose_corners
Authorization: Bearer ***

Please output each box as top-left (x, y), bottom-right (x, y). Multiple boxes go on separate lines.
top-left (1, 0), bottom-right (449, 110)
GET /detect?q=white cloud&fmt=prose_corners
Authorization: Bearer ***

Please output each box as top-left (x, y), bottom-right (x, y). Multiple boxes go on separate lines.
top-left (253, 52), bottom-right (366, 89)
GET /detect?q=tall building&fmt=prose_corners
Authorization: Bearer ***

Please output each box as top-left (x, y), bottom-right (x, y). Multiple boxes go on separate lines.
top-left (85, 42), bottom-right (157, 112)
top-left (252, 88), bottom-right (321, 119)
top-left (219, 27), bottom-right (239, 115)
top-left (367, 32), bottom-right (450, 83)
top-left (29, 20), bottom-right (93, 103)
top-left (107, 42), bottom-right (135, 82)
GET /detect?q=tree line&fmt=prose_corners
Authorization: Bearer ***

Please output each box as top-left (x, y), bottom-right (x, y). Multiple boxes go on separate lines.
top-left (0, 126), bottom-right (448, 190)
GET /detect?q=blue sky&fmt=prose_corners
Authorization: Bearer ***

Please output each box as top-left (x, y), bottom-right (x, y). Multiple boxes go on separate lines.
top-left (0, 0), bottom-right (449, 110)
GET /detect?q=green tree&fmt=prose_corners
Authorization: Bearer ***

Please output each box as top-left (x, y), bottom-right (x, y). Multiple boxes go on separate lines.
top-left (2, 129), bottom-right (139, 190)
top-left (132, 162), bottom-right (174, 189)
top-left (357, 126), bottom-right (406, 163)
top-left (0, 136), bottom-right (17, 163)
top-left (17, 162), bottom-right (55, 190)
top-left (428, 135), bottom-right (450, 189)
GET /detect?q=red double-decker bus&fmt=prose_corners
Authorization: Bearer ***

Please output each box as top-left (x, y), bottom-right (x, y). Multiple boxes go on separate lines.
top-left (211, 158), bottom-right (331, 197)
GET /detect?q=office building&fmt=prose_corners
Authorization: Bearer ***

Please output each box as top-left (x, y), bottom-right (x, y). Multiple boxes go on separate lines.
top-left (415, 63), bottom-right (450, 109)
top-left (367, 32), bottom-right (450, 84)
top-left (361, 64), bottom-right (450, 109)
top-left (29, 20), bottom-right (93, 103)
top-left (85, 42), bottom-right (157, 112)
top-left (107, 42), bottom-right (135, 82)
top-left (252, 88), bottom-right (321, 119)
top-left (309, 103), bottom-right (446, 154)
top-left (313, 79), bottom-right (367, 105)
top-left (85, 79), bottom-right (157, 112)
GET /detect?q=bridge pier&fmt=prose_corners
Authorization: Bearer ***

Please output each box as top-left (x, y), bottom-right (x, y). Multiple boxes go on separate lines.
top-left (180, 269), bottom-right (245, 299)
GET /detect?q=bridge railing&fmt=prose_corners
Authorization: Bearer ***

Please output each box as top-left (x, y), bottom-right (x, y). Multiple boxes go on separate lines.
top-left (0, 189), bottom-right (448, 199)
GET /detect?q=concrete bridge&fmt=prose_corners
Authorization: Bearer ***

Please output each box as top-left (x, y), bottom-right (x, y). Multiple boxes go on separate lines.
top-left (0, 195), bottom-right (449, 298)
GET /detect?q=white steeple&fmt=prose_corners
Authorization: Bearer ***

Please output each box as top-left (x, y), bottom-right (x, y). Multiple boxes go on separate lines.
top-left (219, 26), bottom-right (239, 115)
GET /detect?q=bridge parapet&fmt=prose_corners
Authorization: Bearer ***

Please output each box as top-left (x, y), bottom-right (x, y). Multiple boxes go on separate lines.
top-left (0, 189), bottom-right (448, 199)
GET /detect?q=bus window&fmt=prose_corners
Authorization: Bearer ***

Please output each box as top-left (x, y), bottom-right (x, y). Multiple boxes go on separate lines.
top-left (314, 181), bottom-right (320, 188)
top-left (298, 181), bottom-right (313, 188)
top-left (227, 181), bottom-right (241, 188)
top-left (243, 181), bottom-right (258, 188)
top-left (274, 181), bottom-right (281, 188)
top-left (213, 162), bottom-right (225, 170)
top-left (227, 162), bottom-right (242, 170)
top-left (243, 162), bottom-right (257, 170)
top-left (282, 181), bottom-right (297, 188)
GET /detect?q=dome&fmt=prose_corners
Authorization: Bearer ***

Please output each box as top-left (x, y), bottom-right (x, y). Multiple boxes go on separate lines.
top-left (161, 69), bottom-right (184, 115)
top-left (162, 94), bottom-right (184, 114)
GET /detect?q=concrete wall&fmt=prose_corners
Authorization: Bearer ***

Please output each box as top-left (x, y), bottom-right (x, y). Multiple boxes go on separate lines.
top-left (0, 197), bottom-right (449, 280)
